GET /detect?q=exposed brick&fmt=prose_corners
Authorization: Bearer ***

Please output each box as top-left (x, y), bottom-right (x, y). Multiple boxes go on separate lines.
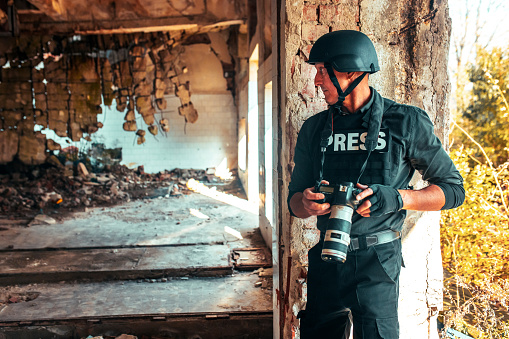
top-left (304, 0), bottom-right (331, 4)
top-left (18, 132), bottom-right (47, 165)
top-left (302, 4), bottom-right (318, 22)
top-left (33, 82), bottom-right (46, 94)
top-left (331, 21), bottom-right (360, 32)
top-left (301, 24), bottom-right (329, 42)
top-left (1, 110), bottom-right (23, 127)
top-left (32, 69), bottom-right (45, 82)
top-left (1, 67), bottom-right (31, 82)
top-left (320, 3), bottom-right (360, 27)
top-left (0, 130), bottom-right (19, 163)
top-left (34, 94), bottom-right (47, 111)
top-left (319, 4), bottom-right (339, 25)
top-left (330, 4), bottom-right (360, 29)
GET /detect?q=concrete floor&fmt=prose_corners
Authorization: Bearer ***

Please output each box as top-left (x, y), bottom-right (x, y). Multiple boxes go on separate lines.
top-left (0, 191), bottom-right (272, 338)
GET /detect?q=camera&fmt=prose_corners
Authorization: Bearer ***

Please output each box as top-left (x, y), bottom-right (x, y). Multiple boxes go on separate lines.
top-left (315, 181), bottom-right (362, 263)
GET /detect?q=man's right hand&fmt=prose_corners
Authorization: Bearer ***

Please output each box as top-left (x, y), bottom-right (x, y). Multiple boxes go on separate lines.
top-left (289, 182), bottom-right (331, 218)
top-left (302, 187), bottom-right (332, 215)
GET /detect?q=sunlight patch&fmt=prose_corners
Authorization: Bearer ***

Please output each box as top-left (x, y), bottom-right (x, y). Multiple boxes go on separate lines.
top-left (189, 208), bottom-right (210, 220)
top-left (186, 178), bottom-right (257, 215)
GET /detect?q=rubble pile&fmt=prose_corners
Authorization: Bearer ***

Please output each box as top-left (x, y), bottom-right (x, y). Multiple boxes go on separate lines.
top-left (0, 159), bottom-right (235, 218)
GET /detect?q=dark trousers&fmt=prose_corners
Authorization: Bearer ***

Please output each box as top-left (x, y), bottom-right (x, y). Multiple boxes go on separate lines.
top-left (300, 239), bottom-right (402, 339)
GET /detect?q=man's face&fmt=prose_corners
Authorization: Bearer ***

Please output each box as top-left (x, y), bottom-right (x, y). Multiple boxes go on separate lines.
top-left (314, 63), bottom-right (349, 105)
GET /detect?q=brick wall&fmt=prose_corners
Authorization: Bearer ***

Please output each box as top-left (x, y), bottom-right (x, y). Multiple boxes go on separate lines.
top-left (95, 93), bottom-right (238, 173)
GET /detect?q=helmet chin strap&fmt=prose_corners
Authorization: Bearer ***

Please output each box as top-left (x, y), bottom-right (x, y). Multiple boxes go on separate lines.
top-left (324, 64), bottom-right (367, 113)
top-left (317, 64), bottom-right (373, 186)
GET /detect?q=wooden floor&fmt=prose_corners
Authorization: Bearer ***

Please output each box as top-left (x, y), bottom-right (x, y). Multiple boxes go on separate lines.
top-left (0, 192), bottom-right (272, 338)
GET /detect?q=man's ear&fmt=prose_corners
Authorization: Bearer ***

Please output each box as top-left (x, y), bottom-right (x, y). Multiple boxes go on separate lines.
top-left (347, 71), bottom-right (363, 79)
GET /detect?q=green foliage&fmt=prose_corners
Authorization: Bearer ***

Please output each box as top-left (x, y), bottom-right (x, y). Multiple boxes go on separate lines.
top-left (452, 46), bottom-right (509, 165)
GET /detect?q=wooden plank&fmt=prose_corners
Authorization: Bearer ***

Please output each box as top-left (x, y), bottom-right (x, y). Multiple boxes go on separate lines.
top-left (232, 247), bottom-right (272, 270)
top-left (0, 244), bottom-right (232, 284)
top-left (0, 314), bottom-right (273, 339)
top-left (0, 273), bottom-right (272, 322)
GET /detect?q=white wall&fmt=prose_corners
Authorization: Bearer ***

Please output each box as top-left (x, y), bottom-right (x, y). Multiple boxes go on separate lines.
top-left (95, 93), bottom-right (238, 173)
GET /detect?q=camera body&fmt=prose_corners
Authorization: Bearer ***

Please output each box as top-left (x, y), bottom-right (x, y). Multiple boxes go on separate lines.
top-left (314, 181), bottom-right (362, 208)
top-left (315, 181), bottom-right (362, 263)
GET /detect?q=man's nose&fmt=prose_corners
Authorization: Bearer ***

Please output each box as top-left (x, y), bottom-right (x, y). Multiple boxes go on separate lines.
top-left (314, 72), bottom-right (322, 86)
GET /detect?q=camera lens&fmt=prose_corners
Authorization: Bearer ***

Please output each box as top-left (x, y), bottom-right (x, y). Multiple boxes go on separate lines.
top-left (321, 205), bottom-right (353, 263)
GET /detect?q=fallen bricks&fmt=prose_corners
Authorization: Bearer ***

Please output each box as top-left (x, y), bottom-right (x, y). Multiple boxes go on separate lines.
top-left (0, 159), bottom-right (235, 218)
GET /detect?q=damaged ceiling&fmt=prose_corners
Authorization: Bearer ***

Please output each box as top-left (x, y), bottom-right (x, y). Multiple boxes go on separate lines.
top-left (0, 0), bottom-right (247, 165)
top-left (9, 0), bottom-right (246, 35)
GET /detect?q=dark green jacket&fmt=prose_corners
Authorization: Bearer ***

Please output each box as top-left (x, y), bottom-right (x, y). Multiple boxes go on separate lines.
top-left (288, 88), bottom-right (464, 236)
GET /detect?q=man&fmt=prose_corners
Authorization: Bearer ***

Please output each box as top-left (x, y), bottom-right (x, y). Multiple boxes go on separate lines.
top-left (288, 30), bottom-right (465, 338)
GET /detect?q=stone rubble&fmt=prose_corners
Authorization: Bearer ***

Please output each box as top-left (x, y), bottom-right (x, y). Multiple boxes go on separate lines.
top-left (0, 158), bottom-right (235, 219)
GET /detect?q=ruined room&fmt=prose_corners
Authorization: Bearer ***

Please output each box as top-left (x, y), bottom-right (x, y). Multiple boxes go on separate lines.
top-left (1, 0), bottom-right (453, 338)
top-left (0, 0), bottom-right (275, 338)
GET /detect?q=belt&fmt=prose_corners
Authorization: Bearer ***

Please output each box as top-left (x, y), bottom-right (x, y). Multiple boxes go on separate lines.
top-left (348, 230), bottom-right (401, 251)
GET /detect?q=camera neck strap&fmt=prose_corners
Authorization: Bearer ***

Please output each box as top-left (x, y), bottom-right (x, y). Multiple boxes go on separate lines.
top-left (318, 106), bottom-right (334, 184)
top-left (318, 89), bottom-right (384, 185)
top-left (355, 94), bottom-right (384, 183)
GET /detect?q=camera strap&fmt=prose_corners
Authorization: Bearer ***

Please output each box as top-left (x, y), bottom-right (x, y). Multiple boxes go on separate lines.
top-left (317, 106), bottom-right (334, 184)
top-left (355, 96), bottom-right (384, 184)
top-left (318, 89), bottom-right (384, 185)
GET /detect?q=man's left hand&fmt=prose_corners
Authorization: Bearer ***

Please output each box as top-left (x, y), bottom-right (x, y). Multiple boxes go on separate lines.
top-left (355, 184), bottom-right (403, 217)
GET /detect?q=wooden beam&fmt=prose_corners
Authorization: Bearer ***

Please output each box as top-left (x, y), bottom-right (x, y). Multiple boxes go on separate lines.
top-left (19, 0), bottom-right (246, 35)
top-left (18, 12), bottom-right (245, 35)
top-left (26, 0), bottom-right (208, 21)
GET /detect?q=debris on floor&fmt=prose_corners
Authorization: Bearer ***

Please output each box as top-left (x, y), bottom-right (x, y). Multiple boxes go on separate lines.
top-left (0, 156), bottom-right (242, 219)
top-left (0, 289), bottom-right (40, 304)
top-left (0, 157), bottom-right (270, 339)
top-left (29, 214), bottom-right (57, 225)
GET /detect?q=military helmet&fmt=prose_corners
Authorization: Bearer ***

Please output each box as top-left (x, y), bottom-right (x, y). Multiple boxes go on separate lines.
top-left (307, 30), bottom-right (379, 73)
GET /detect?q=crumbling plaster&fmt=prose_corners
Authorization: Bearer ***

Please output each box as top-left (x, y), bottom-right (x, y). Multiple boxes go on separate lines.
top-left (179, 44), bottom-right (229, 93)
top-left (279, 0), bottom-right (451, 338)
top-left (0, 27), bottom-right (244, 168)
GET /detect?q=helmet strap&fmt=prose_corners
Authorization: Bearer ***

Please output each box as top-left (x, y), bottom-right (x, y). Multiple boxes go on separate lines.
top-left (324, 64), bottom-right (367, 112)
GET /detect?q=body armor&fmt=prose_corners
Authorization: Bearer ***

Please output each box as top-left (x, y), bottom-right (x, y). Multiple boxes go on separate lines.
top-left (322, 128), bottom-right (392, 185)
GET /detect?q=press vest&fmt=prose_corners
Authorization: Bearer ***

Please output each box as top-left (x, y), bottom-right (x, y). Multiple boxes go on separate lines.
top-left (322, 109), bottom-right (391, 186)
